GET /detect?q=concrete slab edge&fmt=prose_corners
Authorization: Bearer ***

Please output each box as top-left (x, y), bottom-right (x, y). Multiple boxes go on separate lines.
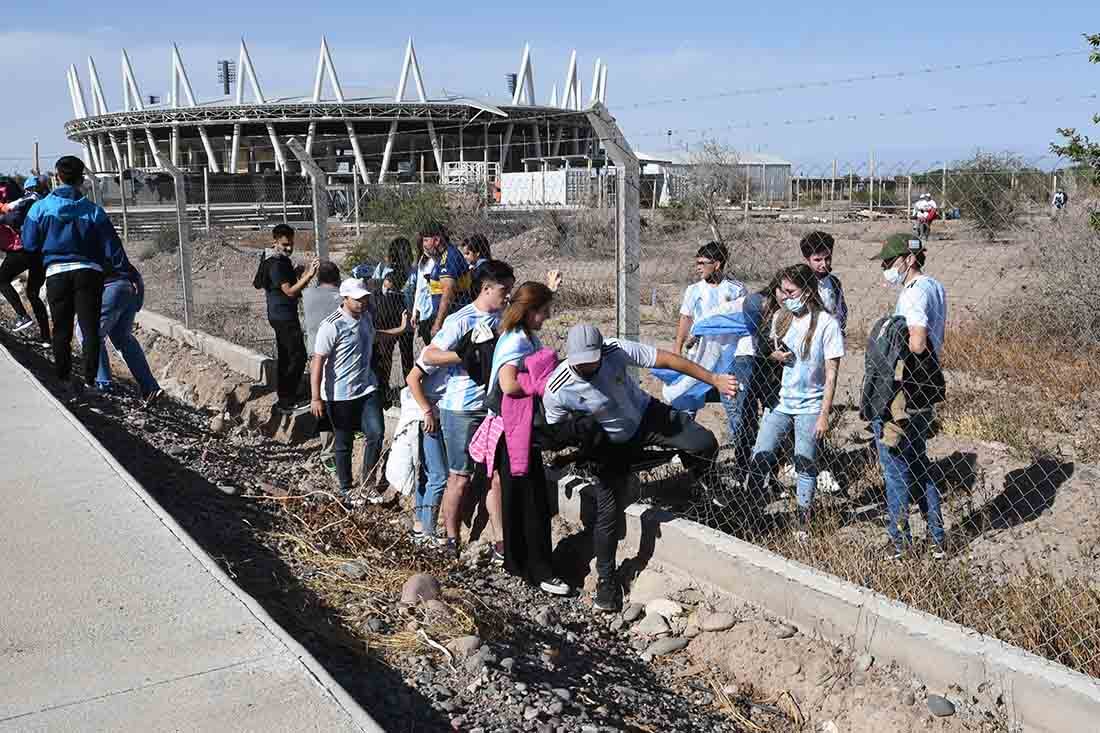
top-left (0, 342), bottom-right (383, 733)
top-left (135, 310), bottom-right (273, 386)
top-left (556, 485), bottom-right (1100, 733)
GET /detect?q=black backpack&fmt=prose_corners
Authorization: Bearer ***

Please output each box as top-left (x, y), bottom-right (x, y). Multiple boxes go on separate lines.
top-left (252, 251), bottom-right (269, 290)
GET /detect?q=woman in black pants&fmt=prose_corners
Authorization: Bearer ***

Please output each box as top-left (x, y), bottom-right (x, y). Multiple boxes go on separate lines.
top-left (0, 177), bottom-right (50, 341)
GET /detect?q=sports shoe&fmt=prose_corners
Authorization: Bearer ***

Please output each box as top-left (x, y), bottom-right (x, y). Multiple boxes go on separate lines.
top-left (593, 577), bottom-right (621, 613)
top-left (539, 577), bottom-right (571, 596)
top-left (930, 544), bottom-right (947, 561)
top-left (319, 454), bottom-right (337, 475)
top-left (886, 548), bottom-right (905, 561)
top-left (143, 388), bottom-right (165, 408)
top-left (12, 316), bottom-right (34, 333)
top-left (362, 485), bottom-right (387, 505)
top-left (444, 538), bottom-right (460, 560)
top-left (492, 541), bottom-right (505, 565)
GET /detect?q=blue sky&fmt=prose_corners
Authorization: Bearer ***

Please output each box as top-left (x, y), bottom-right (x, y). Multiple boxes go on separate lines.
top-left (4, 0), bottom-right (1097, 174)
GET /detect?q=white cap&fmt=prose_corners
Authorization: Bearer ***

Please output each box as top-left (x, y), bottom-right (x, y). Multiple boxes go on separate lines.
top-left (339, 278), bottom-right (370, 299)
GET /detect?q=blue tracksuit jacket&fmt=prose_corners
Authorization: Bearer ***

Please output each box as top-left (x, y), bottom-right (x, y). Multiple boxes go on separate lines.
top-left (20, 185), bottom-right (124, 273)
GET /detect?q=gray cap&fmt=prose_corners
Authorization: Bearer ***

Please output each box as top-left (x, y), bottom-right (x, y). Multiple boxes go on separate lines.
top-left (565, 323), bottom-right (604, 366)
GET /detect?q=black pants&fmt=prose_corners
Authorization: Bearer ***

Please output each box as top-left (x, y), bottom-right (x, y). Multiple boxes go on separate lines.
top-left (46, 268), bottom-right (104, 383)
top-left (417, 318), bottom-right (433, 347)
top-left (328, 392), bottom-right (385, 493)
top-left (372, 331), bottom-right (415, 392)
top-left (270, 318), bottom-right (306, 404)
top-left (593, 400), bottom-right (719, 579)
top-left (499, 439), bottom-right (555, 585)
top-left (0, 251), bottom-right (49, 339)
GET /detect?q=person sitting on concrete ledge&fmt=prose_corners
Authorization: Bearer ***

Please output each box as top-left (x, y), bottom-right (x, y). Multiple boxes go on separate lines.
top-left (540, 323), bottom-right (738, 613)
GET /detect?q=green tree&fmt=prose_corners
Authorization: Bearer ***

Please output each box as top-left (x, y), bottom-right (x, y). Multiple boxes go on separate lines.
top-left (1051, 33), bottom-right (1100, 231)
top-left (947, 151), bottom-right (1024, 240)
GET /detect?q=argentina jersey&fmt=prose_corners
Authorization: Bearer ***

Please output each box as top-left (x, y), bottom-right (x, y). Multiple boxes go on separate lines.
top-left (680, 278), bottom-right (746, 322)
top-left (430, 303), bottom-right (501, 412)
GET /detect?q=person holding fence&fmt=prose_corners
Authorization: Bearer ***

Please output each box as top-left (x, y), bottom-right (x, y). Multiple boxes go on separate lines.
top-left (21, 156), bottom-right (124, 398)
top-left (412, 233), bottom-right (437, 347)
top-left (542, 324), bottom-right (736, 612)
top-left (426, 224), bottom-right (472, 338)
top-left (419, 260), bottom-right (515, 559)
top-left (742, 264), bottom-right (844, 540)
top-left (310, 277), bottom-right (386, 506)
top-left (870, 233), bottom-right (948, 560)
top-left (263, 223), bottom-right (318, 414)
top-left (0, 176), bottom-right (50, 343)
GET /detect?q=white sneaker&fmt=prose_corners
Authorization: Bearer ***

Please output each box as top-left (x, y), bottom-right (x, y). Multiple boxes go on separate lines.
top-left (539, 577), bottom-right (571, 596)
top-left (12, 316), bottom-right (34, 333)
top-left (817, 470), bottom-right (842, 494)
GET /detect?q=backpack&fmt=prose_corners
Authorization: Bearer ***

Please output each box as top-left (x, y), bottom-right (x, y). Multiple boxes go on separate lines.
top-left (251, 250), bottom-right (269, 289)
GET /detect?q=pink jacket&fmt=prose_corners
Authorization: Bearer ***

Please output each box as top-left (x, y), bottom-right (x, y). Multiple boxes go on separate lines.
top-left (469, 348), bottom-right (559, 477)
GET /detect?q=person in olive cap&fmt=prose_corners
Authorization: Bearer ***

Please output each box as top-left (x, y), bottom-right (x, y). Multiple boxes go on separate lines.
top-left (870, 233), bottom-right (948, 559)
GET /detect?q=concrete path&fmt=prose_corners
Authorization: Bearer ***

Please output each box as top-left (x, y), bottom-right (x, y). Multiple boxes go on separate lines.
top-left (0, 344), bottom-right (381, 733)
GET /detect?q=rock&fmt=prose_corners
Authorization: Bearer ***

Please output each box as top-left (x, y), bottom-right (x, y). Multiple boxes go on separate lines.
top-left (818, 722), bottom-right (840, 733)
top-left (775, 624), bottom-right (798, 639)
top-left (338, 562), bottom-right (368, 580)
top-left (855, 653), bottom-right (874, 672)
top-left (927, 694), bottom-right (956, 717)
top-left (445, 635), bottom-right (482, 659)
top-left (674, 588), bottom-right (707, 605)
top-left (166, 444), bottom-right (187, 457)
top-left (401, 574), bottom-right (442, 604)
top-left (683, 624), bottom-right (701, 639)
top-left (633, 612), bottom-right (670, 637)
top-left (622, 603), bottom-right (644, 623)
top-left (629, 571), bottom-right (688, 603)
top-left (215, 484), bottom-right (237, 496)
top-left (209, 414), bottom-right (227, 435)
top-left (609, 617), bottom-right (625, 632)
top-left (642, 637), bottom-right (689, 660)
top-left (501, 657), bottom-right (515, 674)
top-left (631, 637), bottom-right (648, 651)
top-left (778, 660), bottom-right (802, 677)
top-left (645, 598), bottom-right (684, 618)
top-left (465, 655), bottom-right (485, 674)
top-left (535, 607), bottom-right (558, 628)
top-left (365, 617), bottom-right (384, 633)
top-left (900, 689), bottom-right (916, 706)
top-left (450, 716), bottom-right (466, 731)
top-left (405, 620), bottom-right (420, 633)
top-left (700, 612), bottom-right (736, 633)
top-left (722, 683), bottom-right (740, 698)
top-left (548, 701), bottom-right (564, 715)
top-left (552, 688), bottom-right (572, 702)
top-left (421, 599), bottom-right (452, 620)
top-left (523, 706), bottom-right (540, 721)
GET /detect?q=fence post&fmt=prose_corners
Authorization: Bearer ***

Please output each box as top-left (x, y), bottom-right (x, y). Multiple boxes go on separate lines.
top-left (352, 171), bottom-right (361, 237)
top-left (830, 159), bottom-right (837, 219)
top-left (941, 162), bottom-right (947, 209)
top-left (281, 167), bottom-right (288, 224)
top-left (152, 158), bottom-right (194, 328)
top-left (286, 137), bottom-right (329, 262)
top-left (203, 166), bottom-right (211, 234)
top-left (869, 151), bottom-right (875, 214)
top-left (907, 175), bottom-right (912, 216)
top-left (586, 103), bottom-right (639, 344)
top-left (743, 167), bottom-right (750, 222)
top-left (118, 169), bottom-right (129, 246)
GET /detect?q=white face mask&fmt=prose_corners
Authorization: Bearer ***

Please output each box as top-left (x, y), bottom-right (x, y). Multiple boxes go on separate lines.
top-left (883, 265), bottom-right (906, 287)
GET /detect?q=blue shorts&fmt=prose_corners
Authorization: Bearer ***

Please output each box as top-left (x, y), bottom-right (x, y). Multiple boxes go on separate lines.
top-left (439, 409), bottom-right (487, 476)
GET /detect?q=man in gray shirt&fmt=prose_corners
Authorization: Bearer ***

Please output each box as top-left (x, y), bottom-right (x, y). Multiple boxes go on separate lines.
top-left (302, 262), bottom-right (343, 473)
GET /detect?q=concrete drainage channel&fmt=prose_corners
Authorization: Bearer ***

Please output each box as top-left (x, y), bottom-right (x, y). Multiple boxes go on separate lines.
top-left (135, 309), bottom-right (1100, 733)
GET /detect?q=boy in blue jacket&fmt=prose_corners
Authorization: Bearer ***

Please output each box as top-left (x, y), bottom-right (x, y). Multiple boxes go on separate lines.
top-left (21, 156), bottom-right (124, 394)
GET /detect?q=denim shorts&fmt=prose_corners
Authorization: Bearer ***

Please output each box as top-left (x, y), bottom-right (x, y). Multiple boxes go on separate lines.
top-left (440, 409), bottom-right (487, 475)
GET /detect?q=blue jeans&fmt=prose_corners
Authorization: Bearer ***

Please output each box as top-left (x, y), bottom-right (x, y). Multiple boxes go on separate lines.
top-left (440, 409), bottom-right (487, 476)
top-left (873, 411), bottom-right (945, 550)
top-left (96, 279), bottom-right (159, 397)
top-left (415, 421), bottom-right (448, 537)
top-left (328, 391), bottom-right (385, 493)
top-left (747, 408), bottom-right (820, 508)
top-left (721, 355), bottom-right (762, 471)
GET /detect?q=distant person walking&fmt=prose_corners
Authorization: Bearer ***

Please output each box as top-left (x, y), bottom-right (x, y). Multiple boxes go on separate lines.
top-left (21, 156), bottom-right (124, 396)
top-left (0, 176), bottom-right (50, 342)
top-left (261, 224), bottom-right (318, 413)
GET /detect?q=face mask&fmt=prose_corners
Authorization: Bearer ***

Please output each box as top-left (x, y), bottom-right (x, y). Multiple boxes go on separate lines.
top-left (783, 297), bottom-right (805, 314)
top-left (882, 266), bottom-right (906, 287)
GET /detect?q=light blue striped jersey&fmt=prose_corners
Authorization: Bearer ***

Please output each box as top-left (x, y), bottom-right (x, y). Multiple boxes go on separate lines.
top-left (428, 303), bottom-right (501, 412)
top-left (313, 307), bottom-right (378, 402)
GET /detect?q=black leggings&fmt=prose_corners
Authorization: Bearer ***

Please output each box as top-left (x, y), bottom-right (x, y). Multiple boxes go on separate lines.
top-left (499, 439), bottom-right (555, 585)
top-left (46, 268), bottom-right (104, 383)
top-left (0, 251), bottom-right (49, 338)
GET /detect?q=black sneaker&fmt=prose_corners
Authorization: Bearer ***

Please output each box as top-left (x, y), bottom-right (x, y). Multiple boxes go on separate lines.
top-left (594, 578), bottom-right (621, 613)
top-left (491, 541), bottom-right (505, 566)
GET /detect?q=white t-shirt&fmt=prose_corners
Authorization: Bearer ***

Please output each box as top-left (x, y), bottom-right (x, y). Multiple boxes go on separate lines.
top-left (427, 303), bottom-right (501, 412)
top-left (542, 338), bottom-right (658, 443)
top-left (313, 307), bottom-right (378, 402)
top-left (895, 275), bottom-right (947, 357)
top-left (770, 310), bottom-right (844, 415)
top-left (816, 274), bottom-right (847, 333)
top-left (680, 278), bottom-right (753, 357)
top-left (487, 328), bottom-right (541, 400)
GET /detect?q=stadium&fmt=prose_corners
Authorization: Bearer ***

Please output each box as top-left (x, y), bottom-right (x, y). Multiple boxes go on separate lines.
top-left (62, 38), bottom-right (610, 189)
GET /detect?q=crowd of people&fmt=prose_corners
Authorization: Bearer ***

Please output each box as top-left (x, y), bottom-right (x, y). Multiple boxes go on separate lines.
top-left (0, 158), bottom-right (949, 613)
top-left (250, 214), bottom-right (948, 612)
top-left (1, 156), bottom-right (163, 405)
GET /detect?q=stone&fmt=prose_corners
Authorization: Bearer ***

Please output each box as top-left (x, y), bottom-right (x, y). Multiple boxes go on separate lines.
top-left (548, 701), bottom-right (564, 715)
top-left (683, 624), bottom-right (701, 639)
top-left (523, 706), bottom-right (540, 721)
top-left (628, 571), bottom-right (688, 603)
top-left (819, 722), bottom-right (840, 733)
top-left (365, 617), bottom-right (384, 634)
top-left (515, 682), bottom-right (528, 692)
top-left (778, 660), bottom-right (802, 677)
top-left (552, 688), bottom-right (572, 702)
top-left (401, 574), bottom-right (442, 605)
top-left (631, 638), bottom-right (649, 651)
top-left (674, 588), bottom-right (708, 605)
top-left (609, 617), bottom-right (625, 632)
top-left (338, 562), bottom-right (368, 580)
top-left (700, 612), bottom-right (736, 633)
top-left (642, 637), bottom-right (689, 660)
top-left (405, 620), bottom-right (420, 633)
top-left (900, 690), bottom-right (916, 706)
top-left (501, 657), bottom-right (516, 674)
top-left (450, 716), bottom-right (466, 731)
top-left (445, 635), bottom-right (482, 659)
top-left (209, 414), bottom-right (227, 435)
top-left (645, 598), bottom-right (684, 618)
top-left (535, 607), bottom-right (558, 628)
top-left (622, 603), bottom-right (644, 623)
top-left (722, 683), bottom-right (741, 698)
top-left (633, 612), bottom-right (670, 637)
top-left (854, 653), bottom-right (874, 672)
top-left (465, 655), bottom-right (485, 674)
top-left (775, 624), bottom-right (798, 639)
top-left (927, 694), bottom-right (956, 717)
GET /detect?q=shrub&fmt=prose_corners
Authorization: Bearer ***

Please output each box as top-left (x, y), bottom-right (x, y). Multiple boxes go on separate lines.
top-left (365, 187), bottom-right (449, 241)
top-left (947, 151), bottom-right (1023, 240)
